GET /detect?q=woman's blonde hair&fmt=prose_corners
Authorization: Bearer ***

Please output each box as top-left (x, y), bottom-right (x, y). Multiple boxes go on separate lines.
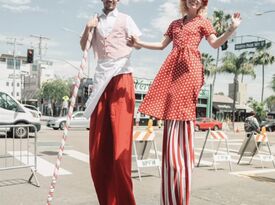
top-left (179, 0), bottom-right (208, 17)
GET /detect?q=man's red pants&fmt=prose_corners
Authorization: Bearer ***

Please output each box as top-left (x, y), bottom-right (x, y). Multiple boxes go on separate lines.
top-left (89, 74), bottom-right (136, 205)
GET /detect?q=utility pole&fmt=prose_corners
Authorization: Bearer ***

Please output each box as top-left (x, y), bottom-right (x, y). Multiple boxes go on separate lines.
top-left (30, 34), bottom-right (50, 88)
top-left (7, 38), bottom-right (23, 98)
top-left (30, 35), bottom-right (50, 115)
top-left (30, 34), bottom-right (50, 60)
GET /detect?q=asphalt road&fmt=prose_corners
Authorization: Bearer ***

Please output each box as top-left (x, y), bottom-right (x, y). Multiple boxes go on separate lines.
top-left (0, 122), bottom-right (275, 205)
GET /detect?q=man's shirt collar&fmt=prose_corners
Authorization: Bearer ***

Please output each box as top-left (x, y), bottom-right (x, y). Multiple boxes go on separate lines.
top-left (100, 8), bottom-right (118, 18)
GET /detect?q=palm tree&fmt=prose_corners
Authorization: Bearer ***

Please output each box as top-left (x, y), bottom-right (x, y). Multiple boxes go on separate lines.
top-left (211, 10), bottom-right (231, 91)
top-left (220, 51), bottom-right (255, 127)
top-left (272, 74), bottom-right (275, 92)
top-left (201, 53), bottom-right (216, 78)
top-left (240, 52), bottom-right (256, 83)
top-left (265, 95), bottom-right (275, 111)
top-left (251, 42), bottom-right (275, 102)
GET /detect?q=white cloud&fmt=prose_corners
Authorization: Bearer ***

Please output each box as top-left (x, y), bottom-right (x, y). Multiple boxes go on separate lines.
top-left (77, 12), bottom-right (90, 19)
top-left (120, 0), bottom-right (155, 5)
top-left (0, 0), bottom-right (31, 5)
top-left (141, 28), bottom-right (157, 39)
top-left (151, 1), bottom-right (180, 32)
top-left (216, 0), bottom-right (231, 3)
top-left (265, 0), bottom-right (275, 4)
top-left (2, 4), bottom-right (44, 13)
top-left (1, 0), bottom-right (46, 13)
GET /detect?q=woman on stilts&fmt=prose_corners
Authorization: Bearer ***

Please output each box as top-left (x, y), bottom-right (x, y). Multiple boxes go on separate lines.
top-left (127, 0), bottom-right (241, 204)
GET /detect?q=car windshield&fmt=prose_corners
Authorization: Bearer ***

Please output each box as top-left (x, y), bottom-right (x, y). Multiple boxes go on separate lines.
top-left (24, 105), bottom-right (36, 111)
top-left (73, 112), bottom-right (83, 118)
top-left (196, 118), bottom-right (204, 122)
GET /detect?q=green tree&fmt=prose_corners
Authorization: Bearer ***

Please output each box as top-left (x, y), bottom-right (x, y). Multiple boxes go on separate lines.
top-left (248, 100), bottom-right (266, 122)
top-left (251, 42), bottom-right (275, 102)
top-left (39, 79), bottom-right (71, 110)
top-left (211, 10), bottom-right (231, 91)
top-left (220, 51), bottom-right (255, 125)
top-left (202, 53), bottom-right (216, 78)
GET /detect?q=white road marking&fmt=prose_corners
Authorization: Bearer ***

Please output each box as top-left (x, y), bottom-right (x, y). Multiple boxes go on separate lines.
top-left (64, 150), bottom-right (89, 163)
top-left (230, 169), bottom-right (275, 176)
top-left (227, 143), bottom-right (242, 146)
top-left (148, 149), bottom-right (214, 166)
top-left (8, 151), bottom-right (71, 177)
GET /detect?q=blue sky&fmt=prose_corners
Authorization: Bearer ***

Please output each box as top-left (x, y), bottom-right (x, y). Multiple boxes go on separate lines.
top-left (0, 0), bottom-right (275, 101)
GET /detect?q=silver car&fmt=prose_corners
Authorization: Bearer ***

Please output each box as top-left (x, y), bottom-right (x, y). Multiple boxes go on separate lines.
top-left (47, 111), bottom-right (89, 130)
top-left (23, 104), bottom-right (42, 118)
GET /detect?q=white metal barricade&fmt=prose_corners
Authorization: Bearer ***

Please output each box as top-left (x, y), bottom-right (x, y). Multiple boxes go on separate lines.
top-left (0, 124), bottom-right (39, 187)
top-left (197, 129), bottom-right (232, 171)
top-left (132, 130), bottom-right (161, 181)
top-left (238, 131), bottom-right (275, 168)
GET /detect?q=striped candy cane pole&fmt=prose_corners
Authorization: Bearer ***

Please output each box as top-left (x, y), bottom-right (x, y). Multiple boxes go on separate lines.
top-left (46, 19), bottom-right (96, 205)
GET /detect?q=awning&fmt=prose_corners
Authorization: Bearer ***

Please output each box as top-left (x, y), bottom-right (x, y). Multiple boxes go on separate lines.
top-left (235, 104), bottom-right (253, 112)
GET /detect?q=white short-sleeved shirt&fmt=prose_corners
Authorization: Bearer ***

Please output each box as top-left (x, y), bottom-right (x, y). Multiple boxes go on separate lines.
top-left (83, 8), bottom-right (141, 118)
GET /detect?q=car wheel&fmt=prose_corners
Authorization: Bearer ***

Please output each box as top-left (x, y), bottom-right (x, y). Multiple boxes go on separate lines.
top-left (59, 121), bottom-right (66, 130)
top-left (15, 125), bottom-right (29, 138)
top-left (213, 125), bottom-right (219, 131)
top-left (53, 127), bottom-right (59, 130)
top-left (195, 125), bottom-right (200, 132)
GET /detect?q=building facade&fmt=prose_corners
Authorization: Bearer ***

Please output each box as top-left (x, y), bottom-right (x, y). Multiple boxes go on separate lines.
top-left (0, 53), bottom-right (55, 102)
top-left (133, 78), bottom-right (211, 125)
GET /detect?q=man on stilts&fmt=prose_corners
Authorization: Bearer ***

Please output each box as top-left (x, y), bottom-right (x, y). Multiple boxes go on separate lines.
top-left (80, 0), bottom-right (141, 204)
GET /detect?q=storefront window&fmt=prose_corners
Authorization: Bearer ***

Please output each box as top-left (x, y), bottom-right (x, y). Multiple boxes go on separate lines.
top-left (135, 93), bottom-right (142, 100)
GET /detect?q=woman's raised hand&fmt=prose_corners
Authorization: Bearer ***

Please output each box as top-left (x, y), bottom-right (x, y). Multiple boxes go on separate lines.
top-left (231, 12), bottom-right (241, 30)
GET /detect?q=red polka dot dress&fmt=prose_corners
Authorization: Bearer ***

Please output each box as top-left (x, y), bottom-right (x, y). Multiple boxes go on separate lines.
top-left (139, 16), bottom-right (216, 121)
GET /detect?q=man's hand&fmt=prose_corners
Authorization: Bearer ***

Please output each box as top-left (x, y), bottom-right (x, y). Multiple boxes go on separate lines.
top-left (87, 15), bottom-right (99, 29)
top-left (126, 35), bottom-right (141, 49)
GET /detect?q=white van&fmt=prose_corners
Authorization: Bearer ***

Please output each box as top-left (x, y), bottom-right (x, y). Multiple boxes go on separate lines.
top-left (0, 90), bottom-right (41, 138)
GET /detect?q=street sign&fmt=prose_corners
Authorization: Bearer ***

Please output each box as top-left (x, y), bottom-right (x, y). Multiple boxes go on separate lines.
top-left (235, 40), bottom-right (266, 50)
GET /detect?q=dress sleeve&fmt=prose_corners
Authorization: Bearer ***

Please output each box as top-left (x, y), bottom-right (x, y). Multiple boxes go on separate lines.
top-left (164, 21), bottom-right (174, 39)
top-left (202, 19), bottom-right (217, 39)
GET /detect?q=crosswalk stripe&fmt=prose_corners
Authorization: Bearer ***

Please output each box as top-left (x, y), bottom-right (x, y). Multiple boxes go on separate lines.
top-left (64, 150), bottom-right (89, 163)
top-left (148, 150), bottom-right (214, 166)
top-left (230, 169), bottom-right (275, 176)
top-left (8, 151), bottom-right (71, 177)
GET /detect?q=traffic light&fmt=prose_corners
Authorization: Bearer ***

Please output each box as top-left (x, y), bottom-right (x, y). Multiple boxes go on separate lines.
top-left (27, 49), bottom-right (34, 63)
top-left (221, 41), bottom-right (228, 51)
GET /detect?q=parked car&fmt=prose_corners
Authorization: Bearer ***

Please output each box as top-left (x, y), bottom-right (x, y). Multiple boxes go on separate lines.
top-left (47, 111), bottom-right (89, 130)
top-left (260, 120), bottom-right (275, 132)
top-left (23, 104), bottom-right (42, 118)
top-left (195, 117), bottom-right (222, 131)
top-left (0, 90), bottom-right (41, 138)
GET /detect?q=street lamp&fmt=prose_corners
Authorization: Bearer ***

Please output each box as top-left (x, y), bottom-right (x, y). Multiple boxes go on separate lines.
top-left (62, 27), bottom-right (82, 38)
top-left (256, 10), bottom-right (275, 16)
top-left (48, 57), bottom-right (88, 77)
top-left (61, 27), bottom-right (92, 78)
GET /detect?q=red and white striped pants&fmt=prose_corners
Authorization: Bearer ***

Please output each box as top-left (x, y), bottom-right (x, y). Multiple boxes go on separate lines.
top-left (161, 120), bottom-right (195, 205)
